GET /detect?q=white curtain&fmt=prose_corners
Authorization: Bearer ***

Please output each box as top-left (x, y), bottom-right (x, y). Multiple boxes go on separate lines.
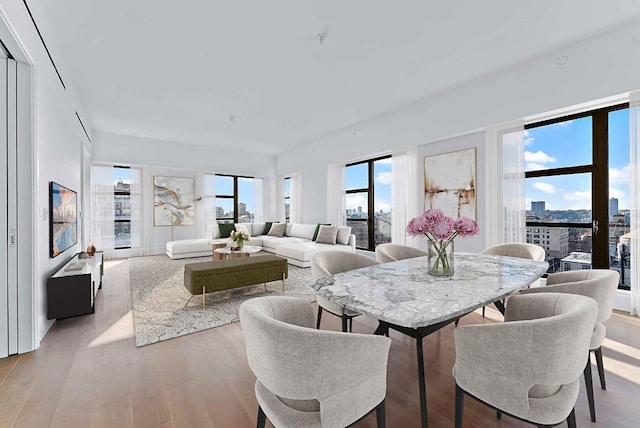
top-left (276, 175), bottom-right (286, 222)
top-left (326, 163), bottom-right (346, 226)
top-left (485, 121), bottom-right (526, 246)
top-left (253, 178), bottom-right (264, 223)
top-left (630, 91), bottom-right (640, 316)
top-left (129, 167), bottom-right (144, 256)
top-left (391, 147), bottom-right (419, 245)
top-left (92, 165), bottom-right (115, 255)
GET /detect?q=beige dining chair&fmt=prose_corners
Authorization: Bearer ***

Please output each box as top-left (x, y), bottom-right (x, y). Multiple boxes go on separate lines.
top-left (311, 251), bottom-right (381, 332)
top-left (519, 269), bottom-right (619, 422)
top-left (375, 243), bottom-right (430, 263)
top-left (240, 296), bottom-right (391, 428)
top-left (480, 242), bottom-right (546, 317)
top-left (453, 292), bottom-right (598, 428)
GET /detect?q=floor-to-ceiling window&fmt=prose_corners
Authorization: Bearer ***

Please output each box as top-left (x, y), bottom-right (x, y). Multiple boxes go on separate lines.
top-left (525, 104), bottom-right (630, 289)
top-left (284, 177), bottom-right (291, 223)
top-left (214, 174), bottom-right (255, 224)
top-left (345, 156), bottom-right (392, 251)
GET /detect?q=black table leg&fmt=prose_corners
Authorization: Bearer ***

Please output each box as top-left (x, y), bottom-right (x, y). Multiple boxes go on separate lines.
top-left (416, 336), bottom-right (429, 428)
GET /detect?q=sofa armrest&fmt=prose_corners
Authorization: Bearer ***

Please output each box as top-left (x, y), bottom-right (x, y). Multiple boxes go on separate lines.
top-left (347, 234), bottom-right (356, 250)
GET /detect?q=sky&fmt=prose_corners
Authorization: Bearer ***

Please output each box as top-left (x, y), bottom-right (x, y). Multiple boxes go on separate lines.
top-left (345, 158), bottom-right (392, 214)
top-left (525, 107), bottom-right (629, 211)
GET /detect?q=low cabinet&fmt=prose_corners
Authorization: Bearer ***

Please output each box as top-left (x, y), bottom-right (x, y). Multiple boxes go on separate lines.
top-left (47, 252), bottom-right (103, 319)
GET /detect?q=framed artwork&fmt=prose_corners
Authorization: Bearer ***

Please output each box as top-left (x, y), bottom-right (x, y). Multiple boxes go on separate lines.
top-left (424, 148), bottom-right (477, 220)
top-left (153, 176), bottom-right (197, 226)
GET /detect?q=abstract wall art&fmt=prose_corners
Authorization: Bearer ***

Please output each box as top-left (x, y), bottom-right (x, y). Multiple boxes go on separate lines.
top-left (153, 176), bottom-right (199, 226)
top-left (424, 148), bottom-right (477, 220)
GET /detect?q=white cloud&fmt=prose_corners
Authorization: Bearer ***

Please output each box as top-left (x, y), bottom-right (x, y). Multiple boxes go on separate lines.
top-left (526, 162), bottom-right (547, 171)
top-left (609, 165), bottom-right (630, 183)
top-left (609, 187), bottom-right (627, 200)
top-left (563, 190), bottom-right (591, 202)
top-left (524, 130), bottom-right (534, 146)
top-left (524, 150), bottom-right (557, 164)
top-left (375, 172), bottom-right (392, 185)
top-left (374, 202), bottom-right (391, 212)
top-left (532, 182), bottom-right (557, 194)
top-left (345, 194), bottom-right (367, 211)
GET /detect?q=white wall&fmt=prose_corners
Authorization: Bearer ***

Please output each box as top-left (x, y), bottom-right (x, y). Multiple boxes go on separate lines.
top-left (0, 0), bottom-right (92, 350)
top-left (93, 131), bottom-right (276, 177)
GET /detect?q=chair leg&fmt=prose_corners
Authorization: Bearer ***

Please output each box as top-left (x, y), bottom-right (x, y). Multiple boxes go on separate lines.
top-left (256, 405), bottom-right (266, 428)
top-left (349, 317), bottom-right (353, 332)
top-left (316, 306), bottom-right (323, 329)
top-left (455, 384), bottom-right (464, 428)
top-left (375, 399), bottom-right (385, 428)
top-left (482, 306), bottom-right (485, 317)
top-left (594, 347), bottom-right (606, 390)
top-left (583, 356), bottom-right (596, 422)
top-left (496, 410), bottom-right (502, 420)
top-left (566, 407), bottom-right (577, 428)
top-left (341, 314), bottom-right (348, 332)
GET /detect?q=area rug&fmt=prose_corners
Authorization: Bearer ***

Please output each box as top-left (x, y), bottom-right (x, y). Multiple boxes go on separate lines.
top-left (129, 254), bottom-right (315, 347)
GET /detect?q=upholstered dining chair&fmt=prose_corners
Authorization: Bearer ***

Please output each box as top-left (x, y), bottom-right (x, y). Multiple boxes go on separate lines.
top-left (480, 242), bottom-right (546, 317)
top-left (453, 293), bottom-right (598, 428)
top-left (311, 251), bottom-right (381, 332)
top-left (374, 243), bottom-right (429, 263)
top-left (519, 269), bottom-right (619, 422)
top-left (240, 296), bottom-right (391, 428)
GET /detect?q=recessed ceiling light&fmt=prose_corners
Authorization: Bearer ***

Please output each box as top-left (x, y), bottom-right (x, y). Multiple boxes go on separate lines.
top-left (557, 56), bottom-right (568, 65)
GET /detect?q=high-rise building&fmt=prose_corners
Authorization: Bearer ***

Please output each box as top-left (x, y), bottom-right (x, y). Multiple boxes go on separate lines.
top-left (609, 197), bottom-right (619, 220)
top-left (531, 201), bottom-right (545, 219)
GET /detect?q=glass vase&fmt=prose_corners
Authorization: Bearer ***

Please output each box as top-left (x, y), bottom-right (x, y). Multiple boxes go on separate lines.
top-left (428, 241), bottom-right (454, 277)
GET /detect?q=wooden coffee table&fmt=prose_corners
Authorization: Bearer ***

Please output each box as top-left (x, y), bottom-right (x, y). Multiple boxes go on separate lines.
top-left (214, 245), bottom-right (262, 260)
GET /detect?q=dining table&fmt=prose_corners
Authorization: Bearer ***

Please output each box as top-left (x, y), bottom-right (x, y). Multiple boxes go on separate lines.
top-left (311, 252), bottom-right (549, 428)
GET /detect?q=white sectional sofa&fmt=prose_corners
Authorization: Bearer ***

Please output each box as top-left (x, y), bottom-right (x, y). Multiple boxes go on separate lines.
top-left (165, 223), bottom-right (356, 267)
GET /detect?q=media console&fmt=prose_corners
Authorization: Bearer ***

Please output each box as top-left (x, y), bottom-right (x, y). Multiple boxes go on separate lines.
top-left (47, 251), bottom-right (103, 319)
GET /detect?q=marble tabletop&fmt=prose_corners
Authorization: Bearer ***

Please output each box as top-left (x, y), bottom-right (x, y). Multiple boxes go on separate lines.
top-left (311, 252), bottom-right (549, 329)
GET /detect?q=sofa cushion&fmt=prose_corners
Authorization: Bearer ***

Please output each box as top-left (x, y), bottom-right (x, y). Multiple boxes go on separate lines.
top-left (312, 223), bottom-right (330, 241)
top-left (268, 223), bottom-right (286, 237)
top-left (287, 224), bottom-right (317, 240)
top-left (315, 225), bottom-right (338, 245)
top-left (336, 226), bottom-right (352, 245)
top-left (166, 239), bottom-right (212, 254)
top-left (218, 223), bottom-right (235, 238)
top-left (262, 236), bottom-right (307, 250)
top-left (252, 223), bottom-right (266, 236)
top-left (277, 241), bottom-right (354, 263)
top-left (234, 223), bottom-right (252, 237)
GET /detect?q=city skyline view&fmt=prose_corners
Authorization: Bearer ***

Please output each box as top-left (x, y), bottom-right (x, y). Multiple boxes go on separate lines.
top-left (525, 108), bottom-right (630, 211)
top-left (345, 158), bottom-right (392, 214)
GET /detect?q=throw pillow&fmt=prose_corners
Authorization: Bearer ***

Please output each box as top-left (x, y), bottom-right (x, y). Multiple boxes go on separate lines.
top-left (235, 224), bottom-right (252, 238)
top-left (315, 225), bottom-right (339, 245)
top-left (312, 223), bottom-right (331, 241)
top-left (218, 223), bottom-right (236, 239)
top-left (336, 226), bottom-right (352, 245)
top-left (263, 221), bottom-right (274, 235)
top-left (267, 223), bottom-right (286, 237)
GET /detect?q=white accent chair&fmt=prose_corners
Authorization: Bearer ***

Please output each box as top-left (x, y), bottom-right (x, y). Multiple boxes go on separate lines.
top-left (311, 251), bottom-right (381, 332)
top-left (480, 243), bottom-right (546, 317)
top-left (375, 243), bottom-right (429, 263)
top-left (240, 296), bottom-right (391, 428)
top-left (519, 269), bottom-right (619, 422)
top-left (453, 293), bottom-right (598, 428)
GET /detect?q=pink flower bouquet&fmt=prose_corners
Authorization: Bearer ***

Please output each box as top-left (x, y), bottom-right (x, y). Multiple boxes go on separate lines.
top-left (407, 209), bottom-right (479, 276)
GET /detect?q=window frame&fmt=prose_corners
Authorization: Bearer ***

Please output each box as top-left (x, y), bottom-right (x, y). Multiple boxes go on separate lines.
top-left (214, 173), bottom-right (254, 223)
top-left (525, 102), bottom-right (629, 289)
top-left (284, 176), bottom-right (291, 223)
top-left (345, 155), bottom-right (391, 251)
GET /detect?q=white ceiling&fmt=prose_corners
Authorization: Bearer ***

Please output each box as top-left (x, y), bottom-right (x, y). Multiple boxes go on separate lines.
top-left (32, 0), bottom-right (640, 154)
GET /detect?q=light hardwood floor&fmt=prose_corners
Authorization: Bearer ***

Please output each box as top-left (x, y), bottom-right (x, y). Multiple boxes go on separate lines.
top-left (0, 259), bottom-right (639, 427)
